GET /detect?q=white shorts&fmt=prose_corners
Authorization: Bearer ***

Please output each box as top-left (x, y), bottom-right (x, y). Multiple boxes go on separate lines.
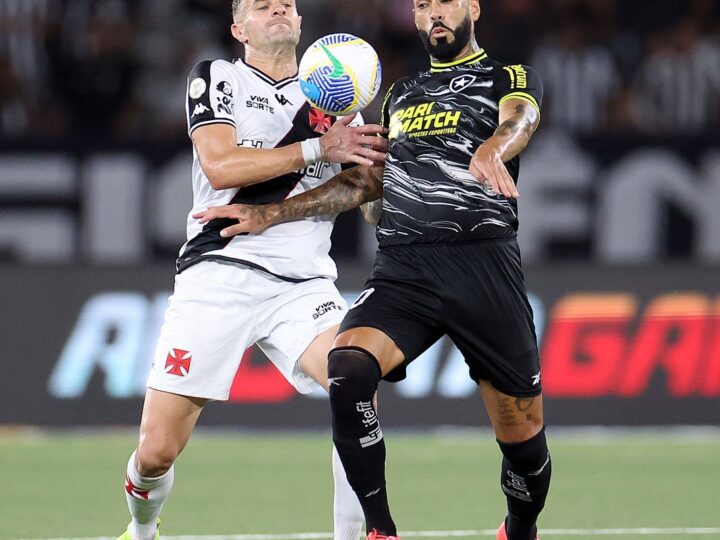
top-left (146, 260), bottom-right (347, 400)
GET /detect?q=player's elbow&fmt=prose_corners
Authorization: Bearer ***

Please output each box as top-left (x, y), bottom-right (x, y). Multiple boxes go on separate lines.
top-left (364, 166), bottom-right (385, 200)
top-left (360, 200), bottom-right (382, 226)
top-left (201, 160), bottom-right (233, 190)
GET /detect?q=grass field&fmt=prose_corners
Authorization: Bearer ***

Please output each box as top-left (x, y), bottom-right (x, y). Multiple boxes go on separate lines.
top-left (1, 429), bottom-right (719, 540)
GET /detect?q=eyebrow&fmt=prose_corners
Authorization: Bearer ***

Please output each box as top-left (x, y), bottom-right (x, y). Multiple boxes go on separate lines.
top-left (251, 0), bottom-right (295, 8)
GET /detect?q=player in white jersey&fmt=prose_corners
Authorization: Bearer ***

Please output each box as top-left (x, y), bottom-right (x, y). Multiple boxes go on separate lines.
top-left (117, 1), bottom-right (388, 539)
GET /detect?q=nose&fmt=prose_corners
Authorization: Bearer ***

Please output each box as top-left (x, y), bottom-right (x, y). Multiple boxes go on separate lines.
top-left (430, 3), bottom-right (444, 22)
top-left (272, 1), bottom-right (287, 16)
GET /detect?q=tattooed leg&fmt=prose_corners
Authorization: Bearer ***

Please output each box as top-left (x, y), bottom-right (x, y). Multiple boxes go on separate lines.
top-left (479, 381), bottom-right (550, 540)
top-left (479, 381), bottom-right (543, 442)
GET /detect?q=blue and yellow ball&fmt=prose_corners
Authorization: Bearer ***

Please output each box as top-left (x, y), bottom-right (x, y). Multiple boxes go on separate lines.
top-left (299, 33), bottom-right (382, 115)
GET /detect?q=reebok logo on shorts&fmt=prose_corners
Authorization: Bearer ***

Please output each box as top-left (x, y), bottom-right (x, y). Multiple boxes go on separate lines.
top-left (165, 348), bottom-right (192, 377)
top-left (312, 301), bottom-right (343, 320)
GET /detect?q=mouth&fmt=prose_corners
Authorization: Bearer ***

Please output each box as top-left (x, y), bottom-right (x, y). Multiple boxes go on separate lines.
top-left (268, 19), bottom-right (291, 28)
top-left (431, 27), bottom-right (451, 38)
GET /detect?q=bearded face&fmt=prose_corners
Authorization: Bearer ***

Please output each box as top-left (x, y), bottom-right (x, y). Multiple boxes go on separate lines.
top-left (414, 0), bottom-right (479, 62)
top-left (418, 12), bottom-right (473, 61)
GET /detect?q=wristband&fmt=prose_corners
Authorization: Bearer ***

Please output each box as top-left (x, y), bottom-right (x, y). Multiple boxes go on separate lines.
top-left (301, 138), bottom-right (323, 166)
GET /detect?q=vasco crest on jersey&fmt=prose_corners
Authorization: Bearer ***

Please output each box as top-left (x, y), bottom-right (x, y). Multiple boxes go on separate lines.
top-left (216, 81), bottom-right (234, 115)
top-left (309, 108), bottom-right (333, 134)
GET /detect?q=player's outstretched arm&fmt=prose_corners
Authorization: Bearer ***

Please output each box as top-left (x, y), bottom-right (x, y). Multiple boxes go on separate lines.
top-left (193, 165), bottom-right (384, 237)
top-left (469, 98), bottom-right (541, 199)
top-left (192, 114), bottom-right (388, 190)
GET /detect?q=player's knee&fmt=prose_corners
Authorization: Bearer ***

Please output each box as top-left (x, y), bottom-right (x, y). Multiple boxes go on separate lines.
top-left (135, 437), bottom-right (180, 477)
top-left (327, 347), bottom-right (382, 410)
top-left (497, 414), bottom-right (544, 444)
top-left (492, 392), bottom-right (544, 444)
top-left (498, 426), bottom-right (550, 474)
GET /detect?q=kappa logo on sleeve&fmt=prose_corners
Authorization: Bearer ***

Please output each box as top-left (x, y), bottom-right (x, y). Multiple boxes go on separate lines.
top-left (191, 103), bottom-right (210, 117)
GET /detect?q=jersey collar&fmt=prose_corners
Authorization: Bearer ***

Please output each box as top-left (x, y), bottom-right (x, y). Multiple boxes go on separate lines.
top-left (430, 49), bottom-right (488, 73)
top-left (235, 58), bottom-right (299, 89)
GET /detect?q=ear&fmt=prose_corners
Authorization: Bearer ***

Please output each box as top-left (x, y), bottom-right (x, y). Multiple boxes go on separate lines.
top-left (471, 0), bottom-right (481, 22)
top-left (231, 22), bottom-right (248, 44)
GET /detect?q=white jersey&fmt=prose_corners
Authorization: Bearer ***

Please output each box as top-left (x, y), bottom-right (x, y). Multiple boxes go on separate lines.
top-left (180, 58), bottom-right (360, 281)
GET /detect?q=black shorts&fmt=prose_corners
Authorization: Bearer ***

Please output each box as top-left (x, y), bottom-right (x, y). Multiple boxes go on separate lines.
top-left (339, 238), bottom-right (541, 397)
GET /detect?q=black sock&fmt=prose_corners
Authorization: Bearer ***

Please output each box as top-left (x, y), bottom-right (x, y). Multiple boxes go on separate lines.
top-left (328, 347), bottom-right (396, 536)
top-left (498, 427), bottom-right (552, 540)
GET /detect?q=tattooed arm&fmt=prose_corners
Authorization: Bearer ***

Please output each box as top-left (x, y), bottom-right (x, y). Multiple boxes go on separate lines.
top-left (193, 165), bottom-right (384, 237)
top-left (360, 199), bottom-right (383, 226)
top-left (468, 98), bottom-right (541, 199)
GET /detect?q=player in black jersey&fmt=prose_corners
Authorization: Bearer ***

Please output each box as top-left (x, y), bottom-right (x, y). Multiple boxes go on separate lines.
top-left (196, 1), bottom-right (550, 539)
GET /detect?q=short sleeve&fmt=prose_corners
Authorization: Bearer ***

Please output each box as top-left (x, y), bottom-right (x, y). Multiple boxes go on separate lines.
top-left (186, 60), bottom-right (238, 136)
top-left (495, 64), bottom-right (543, 113)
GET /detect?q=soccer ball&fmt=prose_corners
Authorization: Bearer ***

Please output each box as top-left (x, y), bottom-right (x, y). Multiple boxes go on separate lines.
top-left (299, 33), bottom-right (382, 115)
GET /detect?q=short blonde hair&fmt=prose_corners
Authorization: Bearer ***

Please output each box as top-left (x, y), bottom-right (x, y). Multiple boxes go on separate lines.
top-left (231, 0), bottom-right (247, 22)
top-left (233, 0), bottom-right (301, 24)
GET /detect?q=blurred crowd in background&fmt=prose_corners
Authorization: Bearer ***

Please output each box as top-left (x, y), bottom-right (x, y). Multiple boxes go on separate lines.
top-left (2, 0), bottom-right (720, 141)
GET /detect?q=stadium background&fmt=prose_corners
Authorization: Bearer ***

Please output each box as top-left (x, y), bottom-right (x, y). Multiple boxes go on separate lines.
top-left (1, 1), bottom-right (720, 538)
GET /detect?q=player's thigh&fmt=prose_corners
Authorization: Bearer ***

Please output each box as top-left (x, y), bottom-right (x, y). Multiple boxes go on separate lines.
top-left (479, 381), bottom-right (544, 443)
top-left (147, 262), bottom-right (262, 401)
top-left (336, 279), bottom-right (444, 378)
top-left (444, 239), bottom-right (541, 398)
top-left (298, 323), bottom-right (340, 392)
top-left (257, 278), bottom-right (348, 395)
top-left (136, 388), bottom-right (207, 474)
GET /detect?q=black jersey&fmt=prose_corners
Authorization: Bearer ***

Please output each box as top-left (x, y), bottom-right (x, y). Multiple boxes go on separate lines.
top-left (377, 50), bottom-right (543, 247)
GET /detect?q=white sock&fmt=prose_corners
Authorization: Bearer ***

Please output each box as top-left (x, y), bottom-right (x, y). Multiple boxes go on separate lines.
top-left (124, 450), bottom-right (174, 540)
top-left (332, 445), bottom-right (365, 540)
